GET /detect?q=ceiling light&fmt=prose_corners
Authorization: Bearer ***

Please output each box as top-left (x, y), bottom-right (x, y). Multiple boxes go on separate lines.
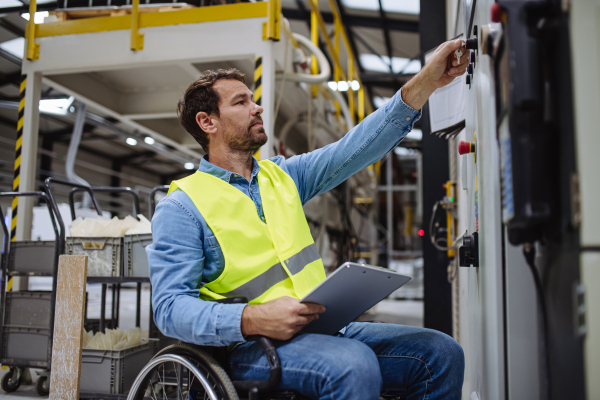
top-left (144, 136), bottom-right (155, 145)
top-left (39, 97), bottom-right (75, 116)
top-left (337, 81), bottom-right (349, 92)
top-left (21, 11), bottom-right (49, 24)
top-left (327, 81), bottom-right (338, 91)
top-left (351, 80), bottom-right (360, 91)
top-left (184, 162), bottom-right (195, 170)
top-left (126, 138), bottom-right (138, 146)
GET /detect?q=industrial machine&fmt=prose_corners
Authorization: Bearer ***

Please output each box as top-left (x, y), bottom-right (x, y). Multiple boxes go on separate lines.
top-left (435, 0), bottom-right (600, 399)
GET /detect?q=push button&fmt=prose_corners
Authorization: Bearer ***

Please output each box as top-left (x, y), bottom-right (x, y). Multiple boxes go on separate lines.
top-left (458, 140), bottom-right (476, 155)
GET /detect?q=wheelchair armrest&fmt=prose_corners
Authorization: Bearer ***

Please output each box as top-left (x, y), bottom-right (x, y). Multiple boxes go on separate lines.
top-left (214, 298), bottom-right (282, 392)
top-left (233, 335), bottom-right (282, 392)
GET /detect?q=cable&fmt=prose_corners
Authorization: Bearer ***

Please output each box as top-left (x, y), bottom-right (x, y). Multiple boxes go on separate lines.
top-left (429, 200), bottom-right (464, 252)
top-left (522, 243), bottom-right (551, 400)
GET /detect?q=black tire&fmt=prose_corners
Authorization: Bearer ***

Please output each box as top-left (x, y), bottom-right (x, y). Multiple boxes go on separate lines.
top-left (128, 343), bottom-right (238, 400)
top-left (36, 375), bottom-right (49, 396)
top-left (1, 369), bottom-right (22, 393)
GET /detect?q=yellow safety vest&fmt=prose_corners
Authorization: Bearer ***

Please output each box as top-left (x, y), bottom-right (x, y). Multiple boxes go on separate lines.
top-left (169, 159), bottom-right (326, 304)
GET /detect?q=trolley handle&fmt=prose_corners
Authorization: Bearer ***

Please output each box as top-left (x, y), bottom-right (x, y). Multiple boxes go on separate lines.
top-left (70, 186), bottom-right (141, 218)
top-left (149, 185), bottom-right (169, 219)
top-left (0, 191), bottom-right (61, 369)
top-left (0, 191), bottom-right (60, 274)
top-left (44, 177), bottom-right (103, 221)
top-left (44, 177), bottom-right (103, 256)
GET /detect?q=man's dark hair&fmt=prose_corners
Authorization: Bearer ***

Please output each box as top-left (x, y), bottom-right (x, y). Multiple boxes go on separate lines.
top-left (177, 68), bottom-right (246, 153)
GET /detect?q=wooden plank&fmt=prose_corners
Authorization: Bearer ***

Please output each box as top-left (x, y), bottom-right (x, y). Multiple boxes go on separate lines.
top-left (49, 255), bottom-right (88, 400)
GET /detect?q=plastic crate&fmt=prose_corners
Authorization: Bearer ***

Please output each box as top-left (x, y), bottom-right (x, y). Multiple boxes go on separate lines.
top-left (1, 326), bottom-right (49, 364)
top-left (80, 341), bottom-right (158, 395)
top-left (123, 233), bottom-right (152, 277)
top-left (4, 291), bottom-right (52, 329)
top-left (8, 241), bottom-right (55, 275)
top-left (66, 236), bottom-right (123, 277)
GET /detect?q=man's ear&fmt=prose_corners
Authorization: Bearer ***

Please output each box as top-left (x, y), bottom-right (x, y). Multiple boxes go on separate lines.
top-left (196, 111), bottom-right (217, 134)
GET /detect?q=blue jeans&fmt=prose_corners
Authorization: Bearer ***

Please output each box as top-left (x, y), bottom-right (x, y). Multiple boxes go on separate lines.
top-left (227, 322), bottom-right (464, 400)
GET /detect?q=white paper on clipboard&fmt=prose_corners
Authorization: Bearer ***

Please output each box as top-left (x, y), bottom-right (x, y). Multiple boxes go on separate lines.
top-left (425, 37), bottom-right (467, 133)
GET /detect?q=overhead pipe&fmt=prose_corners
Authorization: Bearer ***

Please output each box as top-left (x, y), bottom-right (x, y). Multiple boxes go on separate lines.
top-left (64, 102), bottom-right (93, 209)
top-left (277, 33), bottom-right (331, 84)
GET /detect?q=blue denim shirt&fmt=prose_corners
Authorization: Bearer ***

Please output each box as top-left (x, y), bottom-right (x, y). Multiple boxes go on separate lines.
top-left (147, 89), bottom-right (421, 346)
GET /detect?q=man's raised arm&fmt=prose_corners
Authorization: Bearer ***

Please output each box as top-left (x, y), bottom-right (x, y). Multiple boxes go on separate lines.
top-left (284, 39), bottom-right (468, 205)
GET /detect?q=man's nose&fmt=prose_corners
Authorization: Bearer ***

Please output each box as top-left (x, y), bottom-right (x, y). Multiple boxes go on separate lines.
top-left (252, 101), bottom-right (264, 116)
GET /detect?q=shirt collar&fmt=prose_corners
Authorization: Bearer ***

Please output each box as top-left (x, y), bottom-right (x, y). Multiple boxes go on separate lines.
top-left (198, 154), bottom-right (261, 183)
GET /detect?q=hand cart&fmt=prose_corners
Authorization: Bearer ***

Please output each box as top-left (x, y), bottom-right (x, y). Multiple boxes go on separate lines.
top-left (0, 191), bottom-right (61, 396)
top-left (148, 185), bottom-right (169, 219)
top-left (45, 178), bottom-right (154, 398)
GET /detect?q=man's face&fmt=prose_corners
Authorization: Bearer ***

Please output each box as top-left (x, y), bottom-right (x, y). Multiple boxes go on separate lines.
top-left (212, 79), bottom-right (267, 152)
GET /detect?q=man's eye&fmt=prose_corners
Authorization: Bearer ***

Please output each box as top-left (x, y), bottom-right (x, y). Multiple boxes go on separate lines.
top-left (237, 100), bottom-right (244, 105)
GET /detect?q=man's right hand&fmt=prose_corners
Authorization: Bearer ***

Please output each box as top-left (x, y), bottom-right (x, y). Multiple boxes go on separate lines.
top-left (240, 296), bottom-right (326, 341)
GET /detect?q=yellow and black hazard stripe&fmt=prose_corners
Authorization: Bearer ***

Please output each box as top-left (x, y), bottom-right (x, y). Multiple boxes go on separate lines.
top-left (254, 56), bottom-right (262, 107)
top-left (253, 57), bottom-right (262, 160)
top-left (11, 75), bottom-right (26, 243)
top-left (7, 75), bottom-right (25, 294)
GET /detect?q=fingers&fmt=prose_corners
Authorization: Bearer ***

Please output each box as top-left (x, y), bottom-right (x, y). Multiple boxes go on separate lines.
top-left (295, 313), bottom-right (319, 326)
top-left (438, 39), bottom-right (464, 57)
top-left (298, 302), bottom-right (326, 315)
top-left (448, 61), bottom-right (469, 76)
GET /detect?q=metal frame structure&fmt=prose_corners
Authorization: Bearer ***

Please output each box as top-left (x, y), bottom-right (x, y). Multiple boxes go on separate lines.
top-left (16, 0), bottom-right (377, 262)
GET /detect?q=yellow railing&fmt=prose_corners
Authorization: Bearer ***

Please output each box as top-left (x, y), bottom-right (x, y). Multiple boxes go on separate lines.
top-left (26, 0), bottom-right (371, 122)
top-left (25, 0), bottom-right (373, 137)
top-left (304, 1), bottom-right (377, 179)
top-left (306, 0), bottom-right (373, 121)
top-left (26, 1), bottom-right (279, 55)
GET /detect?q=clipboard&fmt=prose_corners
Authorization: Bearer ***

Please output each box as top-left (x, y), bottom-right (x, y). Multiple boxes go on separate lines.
top-left (299, 262), bottom-right (411, 335)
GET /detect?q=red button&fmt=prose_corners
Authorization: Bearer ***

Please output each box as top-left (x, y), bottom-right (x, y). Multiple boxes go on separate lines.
top-left (458, 140), bottom-right (474, 155)
top-left (491, 3), bottom-right (502, 23)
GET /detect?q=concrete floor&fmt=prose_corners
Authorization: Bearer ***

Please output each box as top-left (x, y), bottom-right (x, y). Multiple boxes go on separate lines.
top-left (0, 386), bottom-right (42, 400)
top-left (1, 281), bottom-right (423, 399)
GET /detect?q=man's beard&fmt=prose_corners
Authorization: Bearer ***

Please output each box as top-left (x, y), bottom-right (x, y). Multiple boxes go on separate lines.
top-left (227, 117), bottom-right (268, 152)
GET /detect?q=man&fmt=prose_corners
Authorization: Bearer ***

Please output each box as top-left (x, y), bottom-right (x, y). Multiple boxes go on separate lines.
top-left (148, 39), bottom-right (469, 399)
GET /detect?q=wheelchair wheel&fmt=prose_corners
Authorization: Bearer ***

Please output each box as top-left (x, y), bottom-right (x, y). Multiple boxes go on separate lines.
top-left (128, 343), bottom-right (239, 400)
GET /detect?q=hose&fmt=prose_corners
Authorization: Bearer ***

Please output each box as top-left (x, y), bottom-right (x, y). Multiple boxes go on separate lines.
top-left (277, 33), bottom-right (331, 84)
top-left (65, 102), bottom-right (92, 209)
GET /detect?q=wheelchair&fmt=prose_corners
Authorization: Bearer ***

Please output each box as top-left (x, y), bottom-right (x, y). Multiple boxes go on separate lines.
top-left (127, 298), bottom-right (405, 400)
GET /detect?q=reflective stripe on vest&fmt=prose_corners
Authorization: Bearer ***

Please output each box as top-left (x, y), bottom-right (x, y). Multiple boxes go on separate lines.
top-left (169, 159), bottom-right (326, 304)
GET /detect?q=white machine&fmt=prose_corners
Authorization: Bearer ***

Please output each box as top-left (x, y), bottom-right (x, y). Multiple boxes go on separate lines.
top-left (437, 0), bottom-right (599, 399)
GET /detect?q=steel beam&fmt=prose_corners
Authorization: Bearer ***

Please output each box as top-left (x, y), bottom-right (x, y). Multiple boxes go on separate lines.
top-left (377, 0), bottom-right (393, 64)
top-left (419, 0), bottom-right (451, 336)
top-left (282, 7), bottom-right (419, 32)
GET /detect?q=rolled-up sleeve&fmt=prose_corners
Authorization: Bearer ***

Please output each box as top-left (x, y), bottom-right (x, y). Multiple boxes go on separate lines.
top-left (147, 195), bottom-right (246, 346)
top-left (285, 88), bottom-right (421, 204)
